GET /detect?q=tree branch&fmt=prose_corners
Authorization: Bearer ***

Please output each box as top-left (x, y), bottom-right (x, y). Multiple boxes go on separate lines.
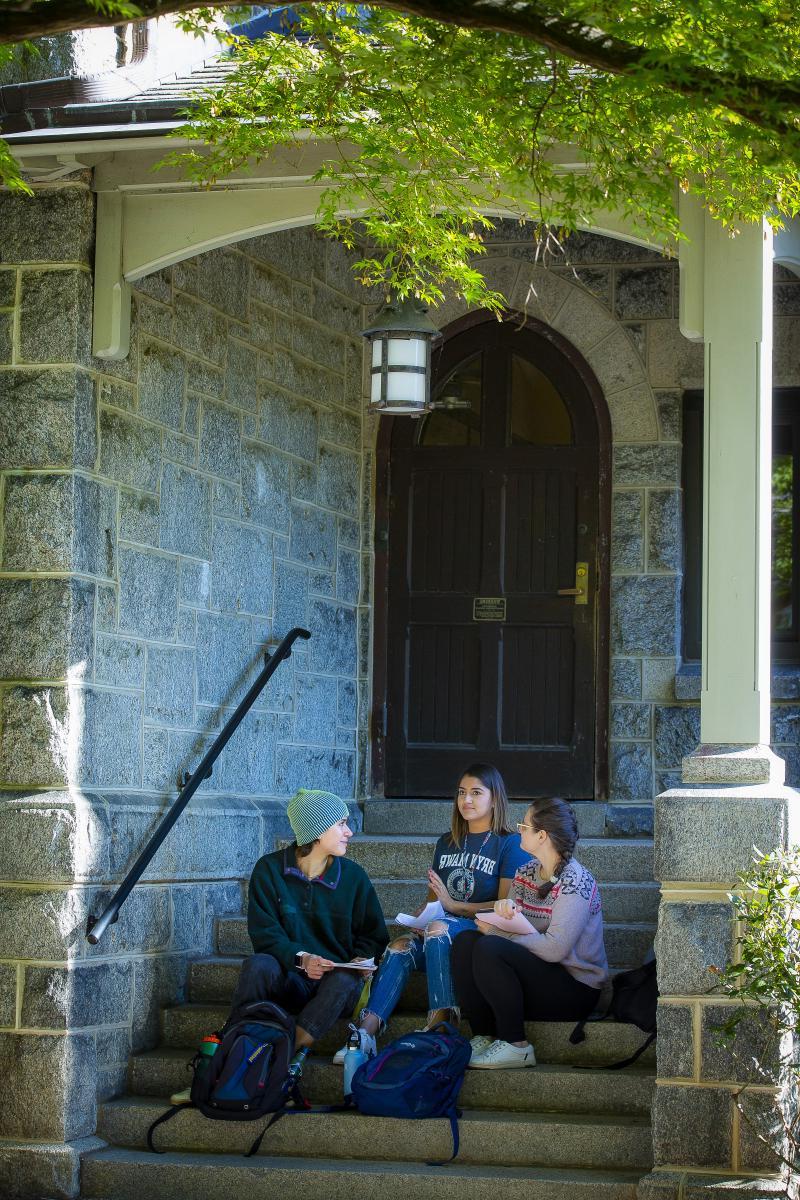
top-left (2, 0), bottom-right (800, 140)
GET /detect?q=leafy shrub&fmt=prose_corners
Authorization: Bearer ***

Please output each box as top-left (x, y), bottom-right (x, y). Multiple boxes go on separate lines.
top-left (714, 846), bottom-right (800, 1177)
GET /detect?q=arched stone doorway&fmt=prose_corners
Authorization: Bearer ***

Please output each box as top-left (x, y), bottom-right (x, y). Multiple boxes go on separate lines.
top-left (373, 310), bottom-right (612, 799)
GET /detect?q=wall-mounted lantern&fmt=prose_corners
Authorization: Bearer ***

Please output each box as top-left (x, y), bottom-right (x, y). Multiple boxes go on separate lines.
top-left (362, 296), bottom-right (442, 415)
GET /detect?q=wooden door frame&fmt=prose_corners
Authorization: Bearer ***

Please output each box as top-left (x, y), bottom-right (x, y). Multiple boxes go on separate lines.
top-left (371, 308), bottom-right (612, 800)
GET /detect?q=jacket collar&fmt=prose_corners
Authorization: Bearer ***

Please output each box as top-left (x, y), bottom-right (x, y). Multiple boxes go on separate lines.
top-left (282, 846), bottom-right (342, 889)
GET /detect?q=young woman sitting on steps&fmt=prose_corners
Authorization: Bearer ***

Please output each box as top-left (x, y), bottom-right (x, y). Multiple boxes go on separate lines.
top-left (451, 796), bottom-right (608, 1070)
top-left (334, 763), bottom-right (530, 1065)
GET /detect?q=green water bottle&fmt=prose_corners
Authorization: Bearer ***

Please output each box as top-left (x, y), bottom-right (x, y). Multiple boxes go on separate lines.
top-left (195, 1033), bottom-right (221, 1082)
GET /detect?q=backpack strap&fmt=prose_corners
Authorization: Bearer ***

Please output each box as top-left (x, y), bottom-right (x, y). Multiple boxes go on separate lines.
top-left (146, 1103), bottom-right (188, 1154)
top-left (606, 1030), bottom-right (657, 1071)
top-left (569, 1018), bottom-right (588, 1045)
top-left (244, 1079), bottom-right (312, 1158)
top-left (425, 1108), bottom-right (461, 1166)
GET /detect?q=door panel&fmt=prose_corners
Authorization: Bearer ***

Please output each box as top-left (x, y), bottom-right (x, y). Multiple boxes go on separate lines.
top-left (503, 468), bottom-right (576, 594)
top-left (407, 625), bottom-right (482, 745)
top-left (384, 321), bottom-right (602, 799)
top-left (500, 625), bottom-right (575, 747)
top-left (409, 469), bottom-right (483, 594)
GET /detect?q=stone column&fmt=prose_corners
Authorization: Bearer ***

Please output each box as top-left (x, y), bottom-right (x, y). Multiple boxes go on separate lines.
top-left (698, 215), bottom-right (773, 747)
top-left (640, 212), bottom-right (800, 1199)
top-left (0, 179), bottom-right (105, 1198)
top-left (0, 180), bottom-right (248, 1198)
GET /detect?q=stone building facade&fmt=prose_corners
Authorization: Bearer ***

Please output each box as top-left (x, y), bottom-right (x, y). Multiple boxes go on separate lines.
top-left (0, 163), bottom-right (798, 1196)
top-left (0, 179), bottom-right (376, 1187)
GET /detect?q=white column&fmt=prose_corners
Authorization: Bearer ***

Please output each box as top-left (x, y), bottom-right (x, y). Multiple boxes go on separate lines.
top-left (699, 212), bottom-right (773, 745)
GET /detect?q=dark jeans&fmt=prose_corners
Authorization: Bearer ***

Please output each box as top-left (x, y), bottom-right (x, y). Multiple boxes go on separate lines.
top-left (232, 954), bottom-right (364, 1042)
top-left (451, 931), bottom-right (600, 1044)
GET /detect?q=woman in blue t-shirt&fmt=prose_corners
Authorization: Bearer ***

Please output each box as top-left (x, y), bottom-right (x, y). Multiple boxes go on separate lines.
top-left (334, 763), bottom-right (530, 1064)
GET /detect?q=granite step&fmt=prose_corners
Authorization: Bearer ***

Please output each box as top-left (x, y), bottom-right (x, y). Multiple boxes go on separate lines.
top-left (192, 923), bottom-right (654, 1007)
top-left (281, 836), bottom-right (655, 882)
top-left (160, 1004), bottom-right (657, 1066)
top-left (214, 920), bottom-right (654, 969)
top-left (362, 800), bottom-right (653, 839)
top-left (215, 880), bottom-right (660, 956)
top-left (96, 1096), bottom-right (653, 1171)
top-left (81, 1147), bottom-right (645, 1200)
top-left (128, 1047), bottom-right (655, 1116)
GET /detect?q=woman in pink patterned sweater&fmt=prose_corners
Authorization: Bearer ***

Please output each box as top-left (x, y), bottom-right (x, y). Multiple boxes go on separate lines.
top-left (451, 796), bottom-right (608, 1069)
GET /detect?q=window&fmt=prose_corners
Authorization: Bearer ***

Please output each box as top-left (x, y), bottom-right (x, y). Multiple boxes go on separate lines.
top-left (509, 354), bottom-right (573, 445)
top-left (417, 354), bottom-right (482, 446)
top-left (418, 348), bottom-right (575, 448)
top-left (682, 390), bottom-right (800, 664)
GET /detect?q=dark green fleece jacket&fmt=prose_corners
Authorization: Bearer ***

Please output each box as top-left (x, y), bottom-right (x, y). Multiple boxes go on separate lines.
top-left (247, 847), bottom-right (389, 972)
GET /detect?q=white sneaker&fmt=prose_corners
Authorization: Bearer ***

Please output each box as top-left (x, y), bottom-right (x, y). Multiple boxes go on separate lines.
top-left (332, 1026), bottom-right (377, 1065)
top-left (469, 1035), bottom-right (494, 1061)
top-left (469, 1039), bottom-right (536, 1069)
top-left (169, 1085), bottom-right (192, 1105)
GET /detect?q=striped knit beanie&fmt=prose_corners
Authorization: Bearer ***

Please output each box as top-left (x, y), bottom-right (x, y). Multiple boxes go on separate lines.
top-left (287, 788), bottom-right (349, 845)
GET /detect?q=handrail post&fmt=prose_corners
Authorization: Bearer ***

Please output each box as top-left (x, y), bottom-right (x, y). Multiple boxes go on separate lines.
top-left (86, 627), bottom-right (310, 944)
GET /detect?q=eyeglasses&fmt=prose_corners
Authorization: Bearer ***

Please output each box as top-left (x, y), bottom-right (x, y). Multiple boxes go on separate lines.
top-left (516, 821), bottom-right (538, 833)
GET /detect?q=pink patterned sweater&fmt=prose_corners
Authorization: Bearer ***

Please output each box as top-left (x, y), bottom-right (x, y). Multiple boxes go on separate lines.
top-left (509, 857), bottom-right (609, 989)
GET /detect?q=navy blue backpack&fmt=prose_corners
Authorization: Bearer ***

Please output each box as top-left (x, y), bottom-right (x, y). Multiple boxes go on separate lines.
top-left (147, 1001), bottom-right (306, 1157)
top-left (349, 1023), bottom-right (471, 1162)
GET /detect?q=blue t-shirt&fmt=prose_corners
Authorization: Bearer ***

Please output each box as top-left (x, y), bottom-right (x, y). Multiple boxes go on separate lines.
top-left (432, 831), bottom-right (531, 905)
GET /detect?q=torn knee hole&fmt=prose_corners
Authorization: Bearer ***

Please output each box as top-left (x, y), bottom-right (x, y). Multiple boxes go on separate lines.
top-left (424, 920), bottom-right (450, 940)
top-left (388, 936), bottom-right (416, 953)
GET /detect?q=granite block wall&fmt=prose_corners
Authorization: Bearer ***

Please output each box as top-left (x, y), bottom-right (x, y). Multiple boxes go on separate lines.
top-left (1, 203), bottom-right (371, 811)
top-left (644, 776), bottom-right (800, 1196)
top-left (0, 179), bottom-right (371, 1180)
top-left (90, 235), bottom-right (369, 803)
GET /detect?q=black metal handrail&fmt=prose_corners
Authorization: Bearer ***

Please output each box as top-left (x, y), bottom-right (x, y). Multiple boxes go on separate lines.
top-left (86, 626), bottom-right (311, 944)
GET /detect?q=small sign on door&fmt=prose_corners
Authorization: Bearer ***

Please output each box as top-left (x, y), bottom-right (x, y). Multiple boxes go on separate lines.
top-left (473, 597), bottom-right (506, 621)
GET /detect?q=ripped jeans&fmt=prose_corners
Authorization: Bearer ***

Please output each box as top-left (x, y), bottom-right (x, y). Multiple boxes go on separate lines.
top-left (365, 915), bottom-right (476, 1026)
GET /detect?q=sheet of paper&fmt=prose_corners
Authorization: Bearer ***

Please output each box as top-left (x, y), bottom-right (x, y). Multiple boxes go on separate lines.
top-left (476, 909), bottom-right (535, 935)
top-left (394, 900), bottom-right (445, 930)
top-left (332, 958), bottom-right (377, 972)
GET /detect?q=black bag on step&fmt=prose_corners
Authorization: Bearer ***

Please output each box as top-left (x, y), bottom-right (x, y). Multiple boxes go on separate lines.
top-left (569, 958), bottom-right (658, 1069)
top-left (147, 1001), bottom-right (307, 1156)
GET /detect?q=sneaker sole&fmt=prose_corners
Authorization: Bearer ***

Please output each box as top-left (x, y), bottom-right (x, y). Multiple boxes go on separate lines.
top-left (469, 1056), bottom-right (537, 1070)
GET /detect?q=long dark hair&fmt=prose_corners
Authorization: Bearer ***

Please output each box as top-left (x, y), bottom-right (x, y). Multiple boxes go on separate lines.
top-left (526, 796), bottom-right (578, 898)
top-left (449, 762), bottom-right (513, 848)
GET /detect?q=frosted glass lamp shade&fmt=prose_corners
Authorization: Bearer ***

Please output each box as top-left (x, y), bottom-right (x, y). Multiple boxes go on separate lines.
top-left (362, 298), bottom-right (440, 415)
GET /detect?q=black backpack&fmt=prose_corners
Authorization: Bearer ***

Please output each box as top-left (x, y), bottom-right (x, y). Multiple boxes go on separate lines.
top-left (147, 1001), bottom-right (306, 1156)
top-left (570, 958), bottom-right (658, 1069)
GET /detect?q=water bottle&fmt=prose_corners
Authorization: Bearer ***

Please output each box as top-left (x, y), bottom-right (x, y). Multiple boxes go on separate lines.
top-left (342, 1026), bottom-right (367, 1098)
top-left (195, 1034), bottom-right (220, 1083)
top-left (288, 1045), bottom-right (310, 1078)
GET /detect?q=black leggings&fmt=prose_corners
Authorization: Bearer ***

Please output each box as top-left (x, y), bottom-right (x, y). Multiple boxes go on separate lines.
top-left (451, 931), bottom-right (600, 1044)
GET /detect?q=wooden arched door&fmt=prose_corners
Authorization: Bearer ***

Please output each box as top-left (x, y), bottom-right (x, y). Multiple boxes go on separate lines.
top-left (376, 314), bottom-right (610, 799)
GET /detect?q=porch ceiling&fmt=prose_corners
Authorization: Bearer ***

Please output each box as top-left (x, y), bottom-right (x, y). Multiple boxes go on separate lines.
top-left (10, 124), bottom-right (799, 363)
top-left (6, 130), bottom-right (674, 360)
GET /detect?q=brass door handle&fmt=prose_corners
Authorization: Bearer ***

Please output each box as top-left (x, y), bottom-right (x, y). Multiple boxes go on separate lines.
top-left (557, 563), bottom-right (589, 605)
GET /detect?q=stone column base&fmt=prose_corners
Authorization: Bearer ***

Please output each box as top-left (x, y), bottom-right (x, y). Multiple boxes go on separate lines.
top-left (681, 744), bottom-right (786, 787)
top-left (0, 1136), bottom-right (105, 1200)
top-left (638, 1169), bottom-right (796, 1200)
top-left (653, 749), bottom-right (799, 1189)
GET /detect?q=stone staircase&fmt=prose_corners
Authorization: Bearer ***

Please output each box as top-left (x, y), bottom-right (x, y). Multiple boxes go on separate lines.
top-left (80, 800), bottom-right (658, 1200)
